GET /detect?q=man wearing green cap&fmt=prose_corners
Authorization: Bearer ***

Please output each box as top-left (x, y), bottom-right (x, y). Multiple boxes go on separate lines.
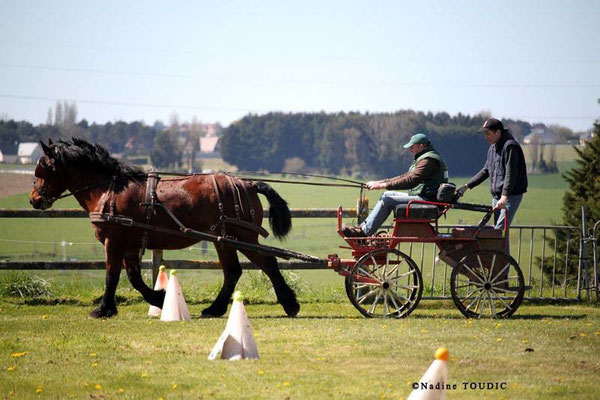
top-left (342, 133), bottom-right (448, 237)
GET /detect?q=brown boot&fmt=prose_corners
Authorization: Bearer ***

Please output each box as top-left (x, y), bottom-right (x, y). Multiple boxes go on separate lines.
top-left (341, 224), bottom-right (367, 238)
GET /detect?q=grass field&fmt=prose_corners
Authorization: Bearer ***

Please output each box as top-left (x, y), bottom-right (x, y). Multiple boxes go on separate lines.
top-left (1, 301), bottom-right (599, 399)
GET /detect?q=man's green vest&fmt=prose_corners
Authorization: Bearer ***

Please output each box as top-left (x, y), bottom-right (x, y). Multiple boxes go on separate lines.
top-left (407, 147), bottom-right (448, 199)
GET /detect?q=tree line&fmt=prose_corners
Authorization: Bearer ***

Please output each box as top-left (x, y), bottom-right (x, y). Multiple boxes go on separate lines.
top-left (220, 111), bottom-right (533, 178)
top-left (0, 102), bottom-right (221, 169)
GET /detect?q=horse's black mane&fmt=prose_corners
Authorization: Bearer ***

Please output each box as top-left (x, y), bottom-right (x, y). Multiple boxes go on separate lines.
top-left (53, 138), bottom-right (146, 180)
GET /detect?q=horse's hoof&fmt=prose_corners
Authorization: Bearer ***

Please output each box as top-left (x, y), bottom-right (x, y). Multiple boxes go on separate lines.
top-left (284, 302), bottom-right (300, 318)
top-left (201, 307), bottom-right (226, 318)
top-left (89, 305), bottom-right (118, 319)
top-left (147, 291), bottom-right (165, 308)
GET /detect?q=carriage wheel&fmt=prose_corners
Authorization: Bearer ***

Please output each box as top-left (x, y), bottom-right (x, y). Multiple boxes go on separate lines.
top-left (346, 249), bottom-right (423, 318)
top-left (450, 249), bottom-right (525, 318)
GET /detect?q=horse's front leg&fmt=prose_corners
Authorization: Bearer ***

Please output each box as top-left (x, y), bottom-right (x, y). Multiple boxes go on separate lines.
top-left (89, 240), bottom-right (122, 318)
top-left (202, 244), bottom-right (242, 318)
top-left (123, 252), bottom-right (165, 308)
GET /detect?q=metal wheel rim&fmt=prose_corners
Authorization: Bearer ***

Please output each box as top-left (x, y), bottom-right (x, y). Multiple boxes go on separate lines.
top-left (347, 248), bottom-right (423, 318)
top-left (450, 250), bottom-right (525, 318)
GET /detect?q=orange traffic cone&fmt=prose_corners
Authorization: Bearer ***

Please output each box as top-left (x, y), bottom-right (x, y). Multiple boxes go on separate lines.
top-left (407, 347), bottom-right (449, 400)
top-left (160, 270), bottom-right (191, 322)
top-left (208, 291), bottom-right (259, 360)
top-left (148, 265), bottom-right (169, 317)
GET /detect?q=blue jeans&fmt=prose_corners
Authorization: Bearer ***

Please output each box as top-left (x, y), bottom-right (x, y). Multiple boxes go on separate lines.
top-left (360, 191), bottom-right (424, 235)
top-left (492, 194), bottom-right (523, 254)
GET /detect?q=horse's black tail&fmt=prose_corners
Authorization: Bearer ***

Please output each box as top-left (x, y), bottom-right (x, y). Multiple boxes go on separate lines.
top-left (255, 181), bottom-right (292, 239)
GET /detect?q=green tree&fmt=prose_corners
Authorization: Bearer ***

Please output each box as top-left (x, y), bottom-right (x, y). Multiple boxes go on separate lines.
top-left (150, 131), bottom-right (180, 168)
top-left (541, 120), bottom-right (600, 282)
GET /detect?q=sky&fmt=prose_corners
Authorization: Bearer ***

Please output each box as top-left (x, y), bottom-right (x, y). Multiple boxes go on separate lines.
top-left (1, 0), bottom-right (599, 131)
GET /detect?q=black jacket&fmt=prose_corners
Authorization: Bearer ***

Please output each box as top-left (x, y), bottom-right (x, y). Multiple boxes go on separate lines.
top-left (467, 132), bottom-right (528, 199)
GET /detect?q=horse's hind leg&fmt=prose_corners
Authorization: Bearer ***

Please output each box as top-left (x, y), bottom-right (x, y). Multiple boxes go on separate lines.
top-left (241, 250), bottom-right (300, 317)
top-left (202, 244), bottom-right (242, 318)
top-left (123, 252), bottom-right (165, 308)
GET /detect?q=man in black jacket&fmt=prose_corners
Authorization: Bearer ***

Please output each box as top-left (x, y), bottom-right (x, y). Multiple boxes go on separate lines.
top-left (458, 118), bottom-right (527, 249)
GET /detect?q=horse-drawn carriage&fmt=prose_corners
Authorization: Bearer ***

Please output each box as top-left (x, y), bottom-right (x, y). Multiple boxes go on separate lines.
top-left (327, 198), bottom-right (527, 319)
top-left (30, 138), bottom-right (526, 319)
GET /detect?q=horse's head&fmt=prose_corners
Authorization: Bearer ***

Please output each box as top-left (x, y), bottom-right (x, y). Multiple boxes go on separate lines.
top-left (30, 139), bottom-right (69, 210)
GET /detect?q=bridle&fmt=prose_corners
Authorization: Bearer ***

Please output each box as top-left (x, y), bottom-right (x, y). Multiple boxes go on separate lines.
top-left (33, 156), bottom-right (118, 205)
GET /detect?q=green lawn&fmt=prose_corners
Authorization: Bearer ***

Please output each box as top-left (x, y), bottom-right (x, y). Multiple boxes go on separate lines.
top-left (1, 301), bottom-right (599, 399)
top-left (1, 165), bottom-right (597, 399)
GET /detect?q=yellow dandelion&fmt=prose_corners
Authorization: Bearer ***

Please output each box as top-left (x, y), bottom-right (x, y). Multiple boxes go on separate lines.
top-left (421, 329), bottom-right (428, 333)
top-left (146, 360), bottom-right (152, 365)
top-left (159, 397), bottom-right (164, 400)
top-left (11, 351), bottom-right (29, 358)
top-left (380, 394), bottom-right (386, 399)
top-left (580, 333), bottom-right (587, 337)
top-left (283, 382), bottom-right (290, 386)
top-left (36, 387), bottom-right (43, 394)
top-left (595, 331), bottom-right (600, 336)
top-left (258, 370), bottom-right (265, 375)
top-left (42, 315), bottom-right (48, 320)
top-left (95, 384), bottom-right (102, 390)
top-left (522, 339), bottom-right (529, 344)
top-left (141, 372), bottom-right (148, 378)
top-left (92, 362), bottom-right (98, 368)
top-left (172, 384), bottom-right (178, 390)
top-left (89, 353), bottom-right (97, 358)
top-left (118, 388), bottom-right (125, 394)
top-left (496, 337), bottom-right (502, 342)
top-left (7, 366), bottom-right (15, 371)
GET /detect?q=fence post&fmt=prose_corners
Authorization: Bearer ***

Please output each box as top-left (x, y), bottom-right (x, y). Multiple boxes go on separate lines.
top-left (151, 249), bottom-right (163, 286)
top-left (577, 207), bottom-right (588, 301)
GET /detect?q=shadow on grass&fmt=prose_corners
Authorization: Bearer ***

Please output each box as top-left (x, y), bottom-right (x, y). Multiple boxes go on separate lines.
top-left (510, 313), bottom-right (587, 320)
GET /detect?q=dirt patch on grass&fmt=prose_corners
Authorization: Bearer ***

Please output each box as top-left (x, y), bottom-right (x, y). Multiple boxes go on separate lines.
top-left (0, 173), bottom-right (33, 199)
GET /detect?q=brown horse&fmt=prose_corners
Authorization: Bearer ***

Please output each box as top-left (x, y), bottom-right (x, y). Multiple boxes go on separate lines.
top-left (29, 138), bottom-right (299, 318)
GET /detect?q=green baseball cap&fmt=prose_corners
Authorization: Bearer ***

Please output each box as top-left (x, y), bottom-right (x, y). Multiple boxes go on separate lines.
top-left (403, 133), bottom-right (430, 148)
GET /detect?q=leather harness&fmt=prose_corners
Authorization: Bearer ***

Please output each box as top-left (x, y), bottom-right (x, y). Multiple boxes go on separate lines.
top-left (94, 172), bottom-right (269, 259)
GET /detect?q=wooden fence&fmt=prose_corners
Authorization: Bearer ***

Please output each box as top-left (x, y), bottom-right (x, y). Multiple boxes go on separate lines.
top-left (0, 208), bottom-right (589, 301)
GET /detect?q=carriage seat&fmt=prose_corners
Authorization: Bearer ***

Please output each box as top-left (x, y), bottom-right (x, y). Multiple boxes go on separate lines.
top-left (393, 203), bottom-right (440, 220)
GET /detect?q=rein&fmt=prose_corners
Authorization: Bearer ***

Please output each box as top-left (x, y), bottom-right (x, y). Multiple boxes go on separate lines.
top-left (148, 170), bottom-right (366, 189)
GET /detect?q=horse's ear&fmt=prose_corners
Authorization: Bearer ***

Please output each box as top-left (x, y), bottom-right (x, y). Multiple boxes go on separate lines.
top-left (48, 138), bottom-right (54, 146)
top-left (40, 141), bottom-right (52, 156)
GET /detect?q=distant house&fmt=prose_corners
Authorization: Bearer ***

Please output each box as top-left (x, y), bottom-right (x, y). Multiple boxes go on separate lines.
top-left (523, 128), bottom-right (557, 145)
top-left (17, 142), bottom-right (43, 164)
top-left (579, 131), bottom-right (596, 146)
top-left (199, 136), bottom-right (219, 155)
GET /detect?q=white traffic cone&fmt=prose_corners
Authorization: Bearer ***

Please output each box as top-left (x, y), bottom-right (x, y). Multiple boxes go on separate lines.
top-left (408, 347), bottom-right (449, 400)
top-left (160, 270), bottom-right (191, 322)
top-left (148, 265), bottom-right (169, 317)
top-left (208, 291), bottom-right (259, 360)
